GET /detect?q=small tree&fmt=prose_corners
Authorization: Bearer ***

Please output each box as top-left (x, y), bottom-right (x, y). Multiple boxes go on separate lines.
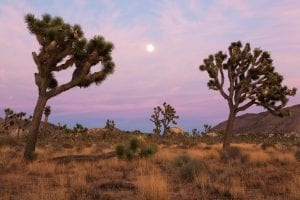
top-left (1, 108), bottom-right (32, 139)
top-left (105, 119), bottom-right (115, 131)
top-left (73, 123), bottom-right (88, 134)
top-left (150, 106), bottom-right (162, 135)
top-left (199, 41), bottom-right (296, 149)
top-left (201, 124), bottom-right (211, 135)
top-left (161, 102), bottom-right (179, 135)
top-left (150, 102), bottom-right (179, 135)
top-left (44, 105), bottom-right (51, 123)
top-left (23, 14), bottom-right (115, 160)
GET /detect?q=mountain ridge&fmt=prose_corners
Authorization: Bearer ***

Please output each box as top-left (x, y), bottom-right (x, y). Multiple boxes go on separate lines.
top-left (212, 104), bottom-right (300, 135)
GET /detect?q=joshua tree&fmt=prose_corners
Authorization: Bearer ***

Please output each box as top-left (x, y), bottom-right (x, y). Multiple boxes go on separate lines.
top-left (150, 106), bottom-right (162, 135)
top-left (201, 124), bottom-right (212, 135)
top-left (199, 41), bottom-right (296, 149)
top-left (150, 102), bottom-right (179, 135)
top-left (161, 102), bottom-right (179, 135)
top-left (23, 13), bottom-right (115, 160)
top-left (73, 123), bottom-right (88, 134)
top-left (105, 119), bottom-right (115, 131)
top-left (44, 105), bottom-right (51, 123)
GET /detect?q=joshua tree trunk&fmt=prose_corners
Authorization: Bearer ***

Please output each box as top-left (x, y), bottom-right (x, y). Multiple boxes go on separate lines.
top-left (44, 115), bottom-right (49, 123)
top-left (24, 96), bottom-right (48, 160)
top-left (223, 110), bottom-right (236, 149)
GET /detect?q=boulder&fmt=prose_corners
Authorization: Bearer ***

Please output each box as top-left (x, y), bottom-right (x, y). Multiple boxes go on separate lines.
top-left (166, 127), bottom-right (187, 136)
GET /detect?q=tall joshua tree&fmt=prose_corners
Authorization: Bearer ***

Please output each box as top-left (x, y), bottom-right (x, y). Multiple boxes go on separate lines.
top-left (199, 41), bottom-right (296, 149)
top-left (23, 13), bottom-right (115, 160)
top-left (44, 105), bottom-right (51, 123)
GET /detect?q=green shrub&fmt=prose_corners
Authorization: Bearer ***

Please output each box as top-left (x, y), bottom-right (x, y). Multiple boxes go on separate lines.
top-left (126, 149), bottom-right (135, 160)
top-left (130, 137), bottom-right (140, 152)
top-left (115, 144), bottom-right (125, 158)
top-left (179, 159), bottom-right (208, 181)
top-left (140, 143), bottom-right (158, 157)
top-left (173, 154), bottom-right (192, 167)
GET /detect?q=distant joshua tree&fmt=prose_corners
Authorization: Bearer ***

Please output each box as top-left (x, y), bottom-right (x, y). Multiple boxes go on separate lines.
top-left (199, 41), bottom-right (296, 149)
top-left (2, 108), bottom-right (32, 140)
top-left (23, 13), bottom-right (115, 160)
top-left (201, 124), bottom-right (212, 135)
top-left (105, 119), bottom-right (115, 131)
top-left (161, 102), bottom-right (179, 135)
top-left (44, 105), bottom-right (51, 123)
top-left (150, 106), bottom-right (162, 135)
top-left (150, 102), bottom-right (179, 135)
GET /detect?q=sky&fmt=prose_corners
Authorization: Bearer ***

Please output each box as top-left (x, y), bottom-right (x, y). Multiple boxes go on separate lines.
top-left (0, 0), bottom-right (299, 132)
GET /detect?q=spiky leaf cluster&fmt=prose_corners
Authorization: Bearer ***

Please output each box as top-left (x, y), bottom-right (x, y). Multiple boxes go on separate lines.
top-left (199, 41), bottom-right (297, 116)
top-left (25, 13), bottom-right (115, 97)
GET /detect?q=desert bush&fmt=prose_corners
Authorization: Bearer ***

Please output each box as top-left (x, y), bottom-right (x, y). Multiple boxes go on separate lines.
top-left (172, 154), bottom-right (192, 167)
top-left (116, 141), bottom-right (158, 160)
top-left (130, 137), bottom-right (140, 152)
top-left (126, 149), bottom-right (135, 160)
top-left (178, 159), bottom-right (208, 181)
top-left (219, 147), bottom-right (242, 162)
top-left (140, 144), bottom-right (158, 158)
top-left (115, 144), bottom-right (125, 158)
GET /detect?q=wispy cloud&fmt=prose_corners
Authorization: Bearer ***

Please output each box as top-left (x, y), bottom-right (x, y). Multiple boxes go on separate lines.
top-left (0, 0), bottom-right (299, 131)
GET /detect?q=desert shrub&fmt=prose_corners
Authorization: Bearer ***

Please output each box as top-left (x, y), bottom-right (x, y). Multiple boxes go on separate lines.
top-left (295, 150), bottom-right (300, 161)
top-left (219, 147), bottom-right (242, 162)
top-left (130, 137), bottom-right (140, 152)
top-left (140, 143), bottom-right (158, 158)
top-left (126, 149), bottom-right (135, 160)
top-left (179, 159), bottom-right (208, 181)
top-left (261, 141), bottom-right (276, 150)
top-left (115, 144), bottom-right (125, 158)
top-left (172, 154), bottom-right (192, 167)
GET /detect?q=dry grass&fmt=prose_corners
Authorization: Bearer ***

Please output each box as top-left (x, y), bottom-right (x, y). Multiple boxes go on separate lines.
top-left (0, 139), bottom-right (299, 200)
top-left (137, 169), bottom-right (169, 200)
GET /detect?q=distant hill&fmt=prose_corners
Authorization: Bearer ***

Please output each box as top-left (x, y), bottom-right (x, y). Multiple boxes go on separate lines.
top-left (212, 104), bottom-right (300, 135)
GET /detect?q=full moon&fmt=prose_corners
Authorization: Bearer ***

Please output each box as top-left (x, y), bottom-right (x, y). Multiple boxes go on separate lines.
top-left (146, 44), bottom-right (155, 53)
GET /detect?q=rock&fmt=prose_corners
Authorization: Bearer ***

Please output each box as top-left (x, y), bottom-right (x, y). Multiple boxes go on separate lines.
top-left (206, 132), bottom-right (218, 137)
top-left (167, 127), bottom-right (187, 136)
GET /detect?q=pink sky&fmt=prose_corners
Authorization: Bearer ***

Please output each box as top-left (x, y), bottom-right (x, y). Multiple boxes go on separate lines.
top-left (0, 0), bottom-right (299, 132)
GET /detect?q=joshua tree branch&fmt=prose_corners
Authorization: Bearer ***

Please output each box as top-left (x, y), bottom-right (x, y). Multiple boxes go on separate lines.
top-left (236, 99), bottom-right (256, 112)
top-left (53, 58), bottom-right (75, 71)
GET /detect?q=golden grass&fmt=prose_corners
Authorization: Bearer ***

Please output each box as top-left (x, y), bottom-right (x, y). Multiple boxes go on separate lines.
top-left (137, 170), bottom-right (169, 200)
top-left (0, 141), bottom-right (299, 200)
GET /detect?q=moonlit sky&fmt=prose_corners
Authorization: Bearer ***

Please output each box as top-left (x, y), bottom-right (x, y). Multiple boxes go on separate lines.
top-left (0, 0), bottom-right (299, 132)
